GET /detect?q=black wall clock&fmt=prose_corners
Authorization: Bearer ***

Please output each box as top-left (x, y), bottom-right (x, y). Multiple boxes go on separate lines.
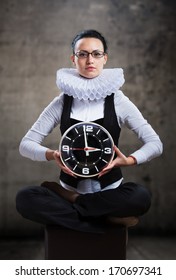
top-left (59, 122), bottom-right (115, 177)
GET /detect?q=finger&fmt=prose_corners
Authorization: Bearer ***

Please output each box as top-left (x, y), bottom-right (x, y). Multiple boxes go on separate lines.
top-left (98, 171), bottom-right (107, 178)
top-left (63, 167), bottom-right (77, 177)
top-left (53, 150), bottom-right (60, 159)
top-left (114, 145), bottom-right (122, 156)
top-left (98, 168), bottom-right (111, 177)
top-left (98, 164), bottom-right (113, 178)
top-left (53, 151), bottom-right (77, 177)
top-left (53, 150), bottom-right (64, 165)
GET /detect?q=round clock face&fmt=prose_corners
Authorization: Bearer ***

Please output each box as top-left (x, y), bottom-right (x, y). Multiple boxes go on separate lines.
top-left (59, 122), bottom-right (115, 177)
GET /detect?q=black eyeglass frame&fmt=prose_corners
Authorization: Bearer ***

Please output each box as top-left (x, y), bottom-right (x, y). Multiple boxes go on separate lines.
top-left (74, 50), bottom-right (106, 59)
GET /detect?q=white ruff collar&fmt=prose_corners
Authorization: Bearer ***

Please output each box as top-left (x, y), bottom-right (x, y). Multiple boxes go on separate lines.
top-left (56, 68), bottom-right (125, 101)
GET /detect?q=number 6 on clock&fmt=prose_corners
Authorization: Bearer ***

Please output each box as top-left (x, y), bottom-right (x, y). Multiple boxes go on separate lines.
top-left (82, 168), bottom-right (90, 174)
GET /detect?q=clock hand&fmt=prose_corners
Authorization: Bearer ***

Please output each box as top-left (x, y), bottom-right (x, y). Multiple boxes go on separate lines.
top-left (70, 147), bottom-right (101, 151)
top-left (83, 125), bottom-right (89, 156)
top-left (85, 147), bottom-right (102, 152)
top-left (70, 148), bottom-right (85, 150)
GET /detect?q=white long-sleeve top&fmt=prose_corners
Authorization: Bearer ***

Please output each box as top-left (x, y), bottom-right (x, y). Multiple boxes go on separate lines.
top-left (19, 68), bottom-right (163, 194)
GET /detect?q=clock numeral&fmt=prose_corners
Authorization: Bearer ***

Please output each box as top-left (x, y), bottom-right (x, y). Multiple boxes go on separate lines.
top-left (104, 147), bottom-right (112, 154)
top-left (84, 125), bottom-right (93, 132)
top-left (82, 168), bottom-right (90, 175)
top-left (62, 145), bottom-right (69, 152)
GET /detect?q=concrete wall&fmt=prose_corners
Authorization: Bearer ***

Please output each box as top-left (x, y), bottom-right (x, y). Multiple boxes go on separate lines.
top-left (0, 0), bottom-right (175, 236)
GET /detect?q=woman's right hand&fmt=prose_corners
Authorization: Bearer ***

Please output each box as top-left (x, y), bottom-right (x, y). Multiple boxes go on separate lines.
top-left (53, 150), bottom-right (77, 177)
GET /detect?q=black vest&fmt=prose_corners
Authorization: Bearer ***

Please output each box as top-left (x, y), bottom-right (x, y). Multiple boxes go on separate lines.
top-left (60, 94), bottom-right (122, 189)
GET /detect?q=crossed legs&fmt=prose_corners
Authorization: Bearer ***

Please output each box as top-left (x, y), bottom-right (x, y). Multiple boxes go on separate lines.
top-left (16, 181), bottom-right (151, 233)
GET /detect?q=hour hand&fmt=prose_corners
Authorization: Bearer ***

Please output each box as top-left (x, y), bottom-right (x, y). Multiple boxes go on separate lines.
top-left (84, 147), bottom-right (101, 152)
top-left (71, 147), bottom-right (101, 152)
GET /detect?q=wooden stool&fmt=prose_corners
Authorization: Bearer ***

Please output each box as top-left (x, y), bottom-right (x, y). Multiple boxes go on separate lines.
top-left (45, 225), bottom-right (127, 260)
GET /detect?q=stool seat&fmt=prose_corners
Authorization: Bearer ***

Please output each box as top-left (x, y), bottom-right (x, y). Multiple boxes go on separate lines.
top-left (45, 225), bottom-right (127, 260)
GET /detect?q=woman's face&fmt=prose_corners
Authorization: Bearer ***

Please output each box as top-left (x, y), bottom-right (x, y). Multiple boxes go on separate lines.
top-left (71, 37), bottom-right (108, 79)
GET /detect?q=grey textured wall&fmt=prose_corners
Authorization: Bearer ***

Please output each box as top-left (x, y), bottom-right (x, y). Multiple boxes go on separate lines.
top-left (0, 0), bottom-right (176, 236)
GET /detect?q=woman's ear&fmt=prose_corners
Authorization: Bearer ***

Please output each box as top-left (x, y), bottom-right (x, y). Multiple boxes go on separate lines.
top-left (70, 55), bottom-right (75, 65)
top-left (103, 53), bottom-right (108, 65)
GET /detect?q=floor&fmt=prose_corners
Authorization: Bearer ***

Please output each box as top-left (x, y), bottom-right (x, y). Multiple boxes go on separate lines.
top-left (127, 234), bottom-right (176, 260)
top-left (0, 234), bottom-right (176, 260)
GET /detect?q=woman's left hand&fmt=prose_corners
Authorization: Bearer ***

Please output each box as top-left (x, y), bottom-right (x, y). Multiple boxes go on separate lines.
top-left (98, 145), bottom-right (136, 177)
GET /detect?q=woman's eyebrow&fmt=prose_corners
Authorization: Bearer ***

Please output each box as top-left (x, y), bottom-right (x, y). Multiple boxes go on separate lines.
top-left (77, 49), bottom-right (102, 52)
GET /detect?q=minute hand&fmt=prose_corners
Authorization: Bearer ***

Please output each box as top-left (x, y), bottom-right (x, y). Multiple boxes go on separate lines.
top-left (83, 125), bottom-right (89, 156)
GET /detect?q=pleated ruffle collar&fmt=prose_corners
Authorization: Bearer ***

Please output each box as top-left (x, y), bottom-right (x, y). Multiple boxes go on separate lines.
top-left (56, 68), bottom-right (125, 101)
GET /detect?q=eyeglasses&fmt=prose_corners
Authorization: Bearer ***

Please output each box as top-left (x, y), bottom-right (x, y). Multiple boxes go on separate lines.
top-left (74, 50), bottom-right (105, 59)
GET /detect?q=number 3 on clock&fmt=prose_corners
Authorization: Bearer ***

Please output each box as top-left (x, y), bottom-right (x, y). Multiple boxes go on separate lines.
top-left (104, 147), bottom-right (112, 154)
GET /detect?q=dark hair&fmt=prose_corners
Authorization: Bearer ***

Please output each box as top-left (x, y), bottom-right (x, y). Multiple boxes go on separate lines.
top-left (71, 29), bottom-right (108, 53)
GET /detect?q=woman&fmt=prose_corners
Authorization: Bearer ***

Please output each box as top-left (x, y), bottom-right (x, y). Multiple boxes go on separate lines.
top-left (16, 30), bottom-right (163, 233)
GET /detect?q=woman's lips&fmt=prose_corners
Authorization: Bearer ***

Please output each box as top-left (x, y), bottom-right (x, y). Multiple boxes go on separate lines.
top-left (86, 67), bottom-right (96, 71)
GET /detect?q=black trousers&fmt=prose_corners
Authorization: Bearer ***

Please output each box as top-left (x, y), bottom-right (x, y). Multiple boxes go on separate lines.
top-left (16, 182), bottom-right (151, 233)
